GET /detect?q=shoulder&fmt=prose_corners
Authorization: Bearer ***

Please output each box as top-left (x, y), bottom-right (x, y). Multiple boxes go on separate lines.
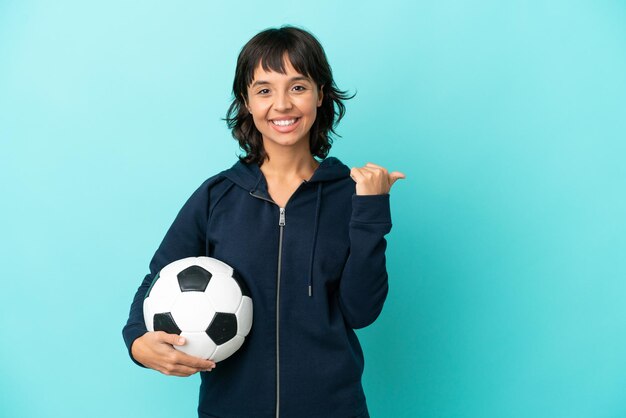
top-left (199, 171), bottom-right (230, 192)
top-left (194, 160), bottom-right (242, 195)
top-left (181, 164), bottom-right (237, 210)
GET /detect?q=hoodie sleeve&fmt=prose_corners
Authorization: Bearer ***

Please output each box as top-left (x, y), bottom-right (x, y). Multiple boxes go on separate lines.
top-left (121, 177), bottom-right (215, 367)
top-left (338, 193), bottom-right (392, 329)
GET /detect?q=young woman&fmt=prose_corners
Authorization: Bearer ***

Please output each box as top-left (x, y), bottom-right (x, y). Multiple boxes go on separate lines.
top-left (123, 25), bottom-right (405, 418)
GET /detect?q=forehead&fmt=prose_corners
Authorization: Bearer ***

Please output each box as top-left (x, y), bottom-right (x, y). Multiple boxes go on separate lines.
top-left (252, 57), bottom-right (302, 79)
top-left (247, 52), bottom-right (315, 89)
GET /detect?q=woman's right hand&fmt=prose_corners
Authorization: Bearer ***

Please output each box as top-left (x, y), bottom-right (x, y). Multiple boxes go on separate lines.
top-left (131, 331), bottom-right (216, 377)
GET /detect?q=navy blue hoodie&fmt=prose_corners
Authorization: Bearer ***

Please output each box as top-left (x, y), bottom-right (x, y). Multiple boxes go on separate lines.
top-left (123, 156), bottom-right (393, 418)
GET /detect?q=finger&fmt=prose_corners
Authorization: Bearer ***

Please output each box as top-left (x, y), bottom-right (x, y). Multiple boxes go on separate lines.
top-left (350, 167), bottom-right (366, 183)
top-left (157, 331), bottom-right (186, 347)
top-left (365, 162), bottom-right (388, 174)
top-left (157, 332), bottom-right (216, 369)
top-left (359, 166), bottom-right (383, 176)
top-left (161, 364), bottom-right (201, 377)
top-left (176, 360), bottom-right (215, 373)
top-left (389, 171), bottom-right (406, 180)
top-left (389, 171), bottom-right (406, 187)
top-left (358, 167), bottom-right (389, 184)
top-left (174, 350), bottom-right (216, 369)
top-left (173, 360), bottom-right (214, 373)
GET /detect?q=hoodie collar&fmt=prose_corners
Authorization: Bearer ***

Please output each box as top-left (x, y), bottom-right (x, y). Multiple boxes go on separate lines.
top-left (223, 156), bottom-right (350, 194)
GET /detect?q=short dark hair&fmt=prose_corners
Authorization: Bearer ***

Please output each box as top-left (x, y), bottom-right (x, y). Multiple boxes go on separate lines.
top-left (224, 25), bottom-right (355, 165)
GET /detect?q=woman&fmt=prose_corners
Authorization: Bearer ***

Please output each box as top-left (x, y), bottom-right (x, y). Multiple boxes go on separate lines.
top-left (123, 25), bottom-right (405, 418)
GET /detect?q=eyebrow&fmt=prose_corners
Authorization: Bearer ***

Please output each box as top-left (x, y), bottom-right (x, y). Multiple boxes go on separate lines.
top-left (251, 76), bottom-right (312, 88)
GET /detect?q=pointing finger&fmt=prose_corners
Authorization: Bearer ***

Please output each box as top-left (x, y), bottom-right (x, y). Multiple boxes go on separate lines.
top-left (389, 171), bottom-right (406, 187)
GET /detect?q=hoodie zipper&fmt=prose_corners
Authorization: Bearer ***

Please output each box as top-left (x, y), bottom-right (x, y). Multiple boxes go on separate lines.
top-left (249, 190), bottom-right (285, 418)
top-left (276, 207), bottom-right (285, 418)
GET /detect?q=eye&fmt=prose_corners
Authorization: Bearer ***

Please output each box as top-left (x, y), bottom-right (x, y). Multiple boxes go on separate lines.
top-left (293, 85), bottom-right (306, 92)
top-left (257, 88), bottom-right (270, 95)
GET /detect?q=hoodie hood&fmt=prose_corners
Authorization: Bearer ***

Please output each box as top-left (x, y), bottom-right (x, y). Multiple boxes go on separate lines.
top-left (222, 156), bottom-right (351, 194)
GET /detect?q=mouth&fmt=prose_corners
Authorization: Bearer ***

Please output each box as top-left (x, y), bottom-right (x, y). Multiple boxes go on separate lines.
top-left (270, 117), bottom-right (301, 126)
top-left (269, 117), bottom-right (302, 133)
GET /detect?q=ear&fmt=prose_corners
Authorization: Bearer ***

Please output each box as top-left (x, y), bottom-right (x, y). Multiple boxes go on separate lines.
top-left (241, 95), bottom-right (250, 113)
top-left (317, 84), bottom-right (324, 107)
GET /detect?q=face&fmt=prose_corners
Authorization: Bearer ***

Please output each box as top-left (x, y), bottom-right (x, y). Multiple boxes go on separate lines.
top-left (245, 56), bottom-right (324, 153)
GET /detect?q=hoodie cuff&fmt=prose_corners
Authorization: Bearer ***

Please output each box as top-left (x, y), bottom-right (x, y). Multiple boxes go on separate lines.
top-left (351, 194), bottom-right (391, 224)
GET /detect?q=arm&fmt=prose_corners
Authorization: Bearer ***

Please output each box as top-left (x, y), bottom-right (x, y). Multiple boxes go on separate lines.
top-left (337, 193), bottom-right (392, 329)
top-left (338, 162), bottom-right (405, 329)
top-left (122, 176), bottom-right (219, 370)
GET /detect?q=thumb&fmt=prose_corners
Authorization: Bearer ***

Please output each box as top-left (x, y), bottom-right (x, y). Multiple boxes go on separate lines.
top-left (160, 332), bottom-right (186, 346)
top-left (389, 171), bottom-right (406, 187)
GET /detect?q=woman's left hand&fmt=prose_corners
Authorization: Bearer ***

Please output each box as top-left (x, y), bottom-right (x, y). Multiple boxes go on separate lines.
top-left (350, 162), bottom-right (406, 195)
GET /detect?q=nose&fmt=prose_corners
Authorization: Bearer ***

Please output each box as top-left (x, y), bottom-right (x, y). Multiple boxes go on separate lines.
top-left (273, 90), bottom-right (293, 111)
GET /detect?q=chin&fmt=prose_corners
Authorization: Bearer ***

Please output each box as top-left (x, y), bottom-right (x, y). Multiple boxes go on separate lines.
top-left (263, 132), bottom-right (309, 146)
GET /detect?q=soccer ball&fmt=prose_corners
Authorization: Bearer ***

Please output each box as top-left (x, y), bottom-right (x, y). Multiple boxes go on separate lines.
top-left (143, 256), bottom-right (253, 362)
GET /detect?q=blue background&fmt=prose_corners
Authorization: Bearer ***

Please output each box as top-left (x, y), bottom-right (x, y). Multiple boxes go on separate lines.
top-left (1, 1), bottom-right (625, 417)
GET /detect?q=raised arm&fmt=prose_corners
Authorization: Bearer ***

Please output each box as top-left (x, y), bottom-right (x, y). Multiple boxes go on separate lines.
top-left (338, 163), bottom-right (405, 328)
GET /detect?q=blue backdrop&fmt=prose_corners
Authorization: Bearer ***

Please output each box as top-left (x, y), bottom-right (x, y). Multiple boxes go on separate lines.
top-left (1, 1), bottom-right (625, 417)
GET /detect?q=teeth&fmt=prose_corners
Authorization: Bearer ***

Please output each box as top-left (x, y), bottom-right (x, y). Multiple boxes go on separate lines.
top-left (272, 118), bottom-right (297, 126)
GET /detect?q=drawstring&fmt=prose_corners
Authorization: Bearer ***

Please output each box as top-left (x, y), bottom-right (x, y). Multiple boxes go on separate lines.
top-left (307, 182), bottom-right (323, 297)
top-left (250, 165), bottom-right (322, 297)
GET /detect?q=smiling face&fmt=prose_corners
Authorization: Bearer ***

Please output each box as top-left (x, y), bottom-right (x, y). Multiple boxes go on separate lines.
top-left (245, 56), bottom-right (324, 154)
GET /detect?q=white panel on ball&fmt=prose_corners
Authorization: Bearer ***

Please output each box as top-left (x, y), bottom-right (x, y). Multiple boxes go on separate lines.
top-left (236, 296), bottom-right (253, 337)
top-left (206, 274), bottom-right (243, 313)
top-left (147, 274), bottom-right (181, 314)
top-left (197, 257), bottom-right (233, 278)
top-left (170, 292), bottom-right (216, 332)
top-left (211, 335), bottom-right (245, 362)
top-left (179, 331), bottom-right (217, 359)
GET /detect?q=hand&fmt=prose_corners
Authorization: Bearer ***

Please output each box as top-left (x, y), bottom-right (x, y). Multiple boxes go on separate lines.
top-left (131, 331), bottom-right (216, 377)
top-left (350, 162), bottom-right (406, 195)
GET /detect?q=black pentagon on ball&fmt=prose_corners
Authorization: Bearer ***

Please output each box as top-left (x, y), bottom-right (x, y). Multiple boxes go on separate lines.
top-left (232, 269), bottom-right (251, 297)
top-left (153, 312), bottom-right (181, 335)
top-left (177, 265), bottom-right (212, 292)
top-left (206, 313), bottom-right (237, 345)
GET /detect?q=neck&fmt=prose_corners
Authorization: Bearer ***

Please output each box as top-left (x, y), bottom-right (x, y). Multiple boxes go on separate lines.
top-left (260, 140), bottom-right (319, 180)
